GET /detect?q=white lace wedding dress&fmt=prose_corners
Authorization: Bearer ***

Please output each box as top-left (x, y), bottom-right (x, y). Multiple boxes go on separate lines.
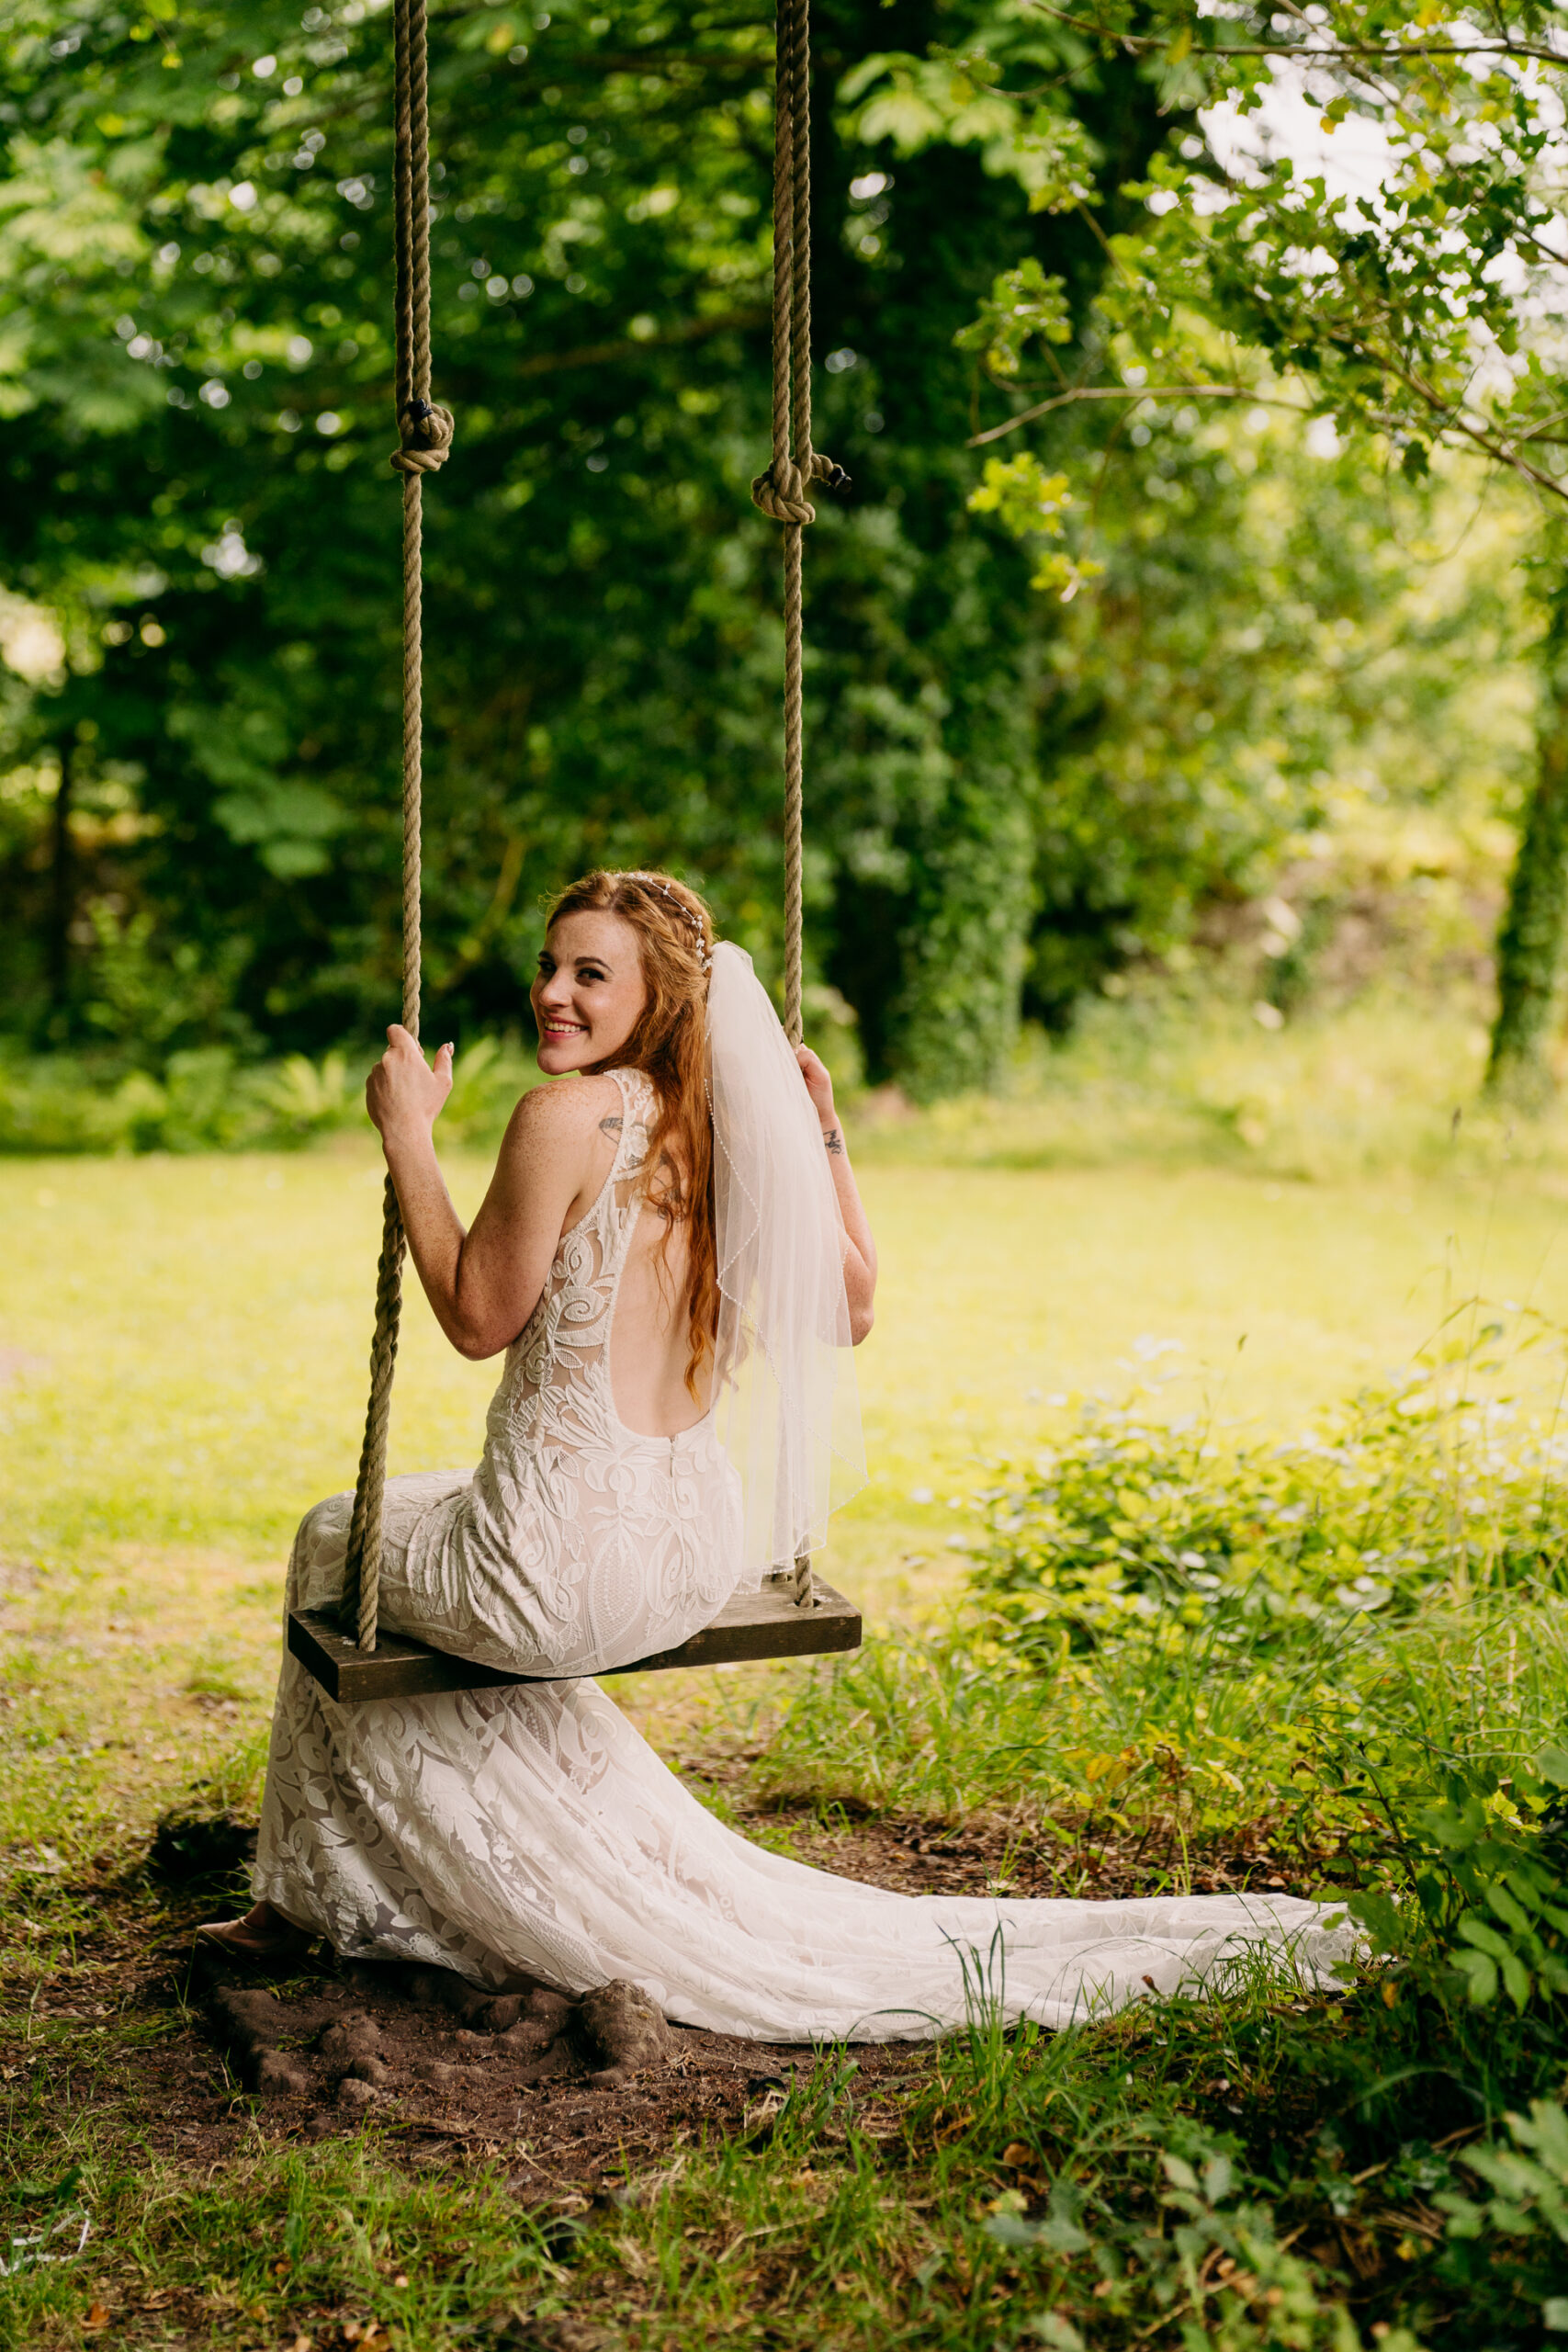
top-left (254, 1068), bottom-right (1354, 2040)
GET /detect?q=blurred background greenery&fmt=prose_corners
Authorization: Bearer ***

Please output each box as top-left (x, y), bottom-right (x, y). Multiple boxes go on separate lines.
top-left (2, 0), bottom-right (1561, 1138)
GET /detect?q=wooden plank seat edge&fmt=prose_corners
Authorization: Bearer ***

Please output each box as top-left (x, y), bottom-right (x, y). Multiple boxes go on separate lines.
top-left (288, 1576), bottom-right (863, 1703)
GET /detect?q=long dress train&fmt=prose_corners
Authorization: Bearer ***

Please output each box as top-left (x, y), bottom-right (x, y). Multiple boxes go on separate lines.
top-left (254, 1071), bottom-right (1354, 2040)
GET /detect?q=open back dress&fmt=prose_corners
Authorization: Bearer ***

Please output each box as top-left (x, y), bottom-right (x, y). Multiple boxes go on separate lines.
top-left (254, 1068), bottom-right (1353, 2038)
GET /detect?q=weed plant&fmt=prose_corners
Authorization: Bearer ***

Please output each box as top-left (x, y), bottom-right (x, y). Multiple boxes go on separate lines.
top-left (969, 1365), bottom-right (1568, 1656)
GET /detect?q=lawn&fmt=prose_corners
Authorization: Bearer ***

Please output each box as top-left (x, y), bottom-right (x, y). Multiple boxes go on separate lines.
top-left (4, 1133), bottom-right (1568, 2348)
top-left (6, 1142), bottom-right (1565, 1854)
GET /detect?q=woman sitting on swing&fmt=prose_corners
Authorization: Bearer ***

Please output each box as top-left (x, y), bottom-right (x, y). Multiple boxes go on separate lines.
top-left (209, 867), bottom-right (1349, 2039)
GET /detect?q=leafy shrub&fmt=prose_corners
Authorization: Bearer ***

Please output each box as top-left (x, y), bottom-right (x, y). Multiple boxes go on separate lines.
top-left (1376, 1761), bottom-right (1568, 2013)
top-left (1437, 2100), bottom-right (1568, 2341)
top-left (0, 1035), bottom-right (538, 1155)
top-left (969, 1367), bottom-right (1568, 1666)
top-left (985, 2144), bottom-right (1403, 2352)
top-left (75, 899), bottom-right (254, 1066)
top-left (0, 1047), bottom-right (277, 1152)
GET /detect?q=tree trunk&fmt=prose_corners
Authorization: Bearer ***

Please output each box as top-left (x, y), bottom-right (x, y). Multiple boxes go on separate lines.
top-left (1487, 571), bottom-right (1568, 1102)
top-left (49, 736), bottom-right (73, 1014)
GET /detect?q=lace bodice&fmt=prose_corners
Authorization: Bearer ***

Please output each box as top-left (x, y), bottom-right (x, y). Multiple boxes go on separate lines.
top-left (487, 1066), bottom-right (665, 1459)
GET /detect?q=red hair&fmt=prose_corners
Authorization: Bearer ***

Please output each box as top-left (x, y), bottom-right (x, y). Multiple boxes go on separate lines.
top-left (544, 868), bottom-right (717, 1397)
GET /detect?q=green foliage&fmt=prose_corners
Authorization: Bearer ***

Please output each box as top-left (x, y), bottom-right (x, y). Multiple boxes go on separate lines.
top-left (967, 451), bottom-right (1101, 600)
top-left (1438, 2101), bottom-right (1568, 2341)
top-left (0, 0), bottom-right (1191, 1096)
top-left (0, 1032), bottom-right (536, 1152)
top-left (6, 0), bottom-right (1551, 1080)
top-left (954, 258), bottom-right (1073, 379)
top-left (959, 394), bottom-right (1531, 1023)
top-left (75, 899), bottom-right (254, 1064)
top-left (968, 1357), bottom-right (1568, 1665)
top-left (1354, 1758), bottom-right (1568, 2017)
top-left (841, 31), bottom-right (1101, 213)
top-left (979, 2133), bottom-right (1390, 2352)
top-left (948, 0), bottom-right (1568, 1068)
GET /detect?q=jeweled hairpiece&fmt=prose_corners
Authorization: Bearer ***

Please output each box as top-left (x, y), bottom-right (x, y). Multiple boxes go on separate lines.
top-left (626, 872), bottom-right (714, 973)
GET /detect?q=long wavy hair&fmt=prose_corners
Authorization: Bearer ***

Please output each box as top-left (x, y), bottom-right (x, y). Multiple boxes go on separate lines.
top-left (544, 867), bottom-right (717, 1397)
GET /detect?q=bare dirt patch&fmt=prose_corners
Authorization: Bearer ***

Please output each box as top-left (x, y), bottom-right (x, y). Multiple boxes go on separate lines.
top-left (767, 1804), bottom-right (1348, 1901)
top-left (6, 1797), bottom-right (1346, 2200)
top-left (187, 1951), bottom-right (914, 2198)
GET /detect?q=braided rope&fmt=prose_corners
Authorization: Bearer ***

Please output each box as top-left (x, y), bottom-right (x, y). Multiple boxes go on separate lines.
top-left (343, 0), bottom-right (452, 1654)
top-left (344, 0), bottom-right (826, 1640)
top-left (751, 0), bottom-right (842, 1611)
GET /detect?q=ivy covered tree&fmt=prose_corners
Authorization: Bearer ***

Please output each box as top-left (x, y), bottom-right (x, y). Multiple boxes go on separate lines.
top-left (914, 0), bottom-right (1568, 1087)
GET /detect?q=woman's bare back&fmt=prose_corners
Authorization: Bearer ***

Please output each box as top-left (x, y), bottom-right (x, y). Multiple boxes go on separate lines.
top-left (560, 1079), bottom-right (712, 1440)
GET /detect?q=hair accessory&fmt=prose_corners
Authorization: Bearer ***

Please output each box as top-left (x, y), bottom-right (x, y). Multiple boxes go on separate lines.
top-left (626, 872), bottom-right (714, 974)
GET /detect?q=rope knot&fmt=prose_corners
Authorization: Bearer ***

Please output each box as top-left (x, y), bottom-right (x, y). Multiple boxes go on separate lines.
top-left (750, 449), bottom-right (848, 526)
top-left (389, 397), bottom-right (456, 478)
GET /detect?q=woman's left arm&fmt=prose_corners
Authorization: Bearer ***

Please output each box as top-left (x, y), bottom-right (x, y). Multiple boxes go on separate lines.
top-left (795, 1046), bottom-right (878, 1344)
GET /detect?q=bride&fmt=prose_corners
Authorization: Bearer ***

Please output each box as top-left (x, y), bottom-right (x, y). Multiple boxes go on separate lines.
top-left (209, 867), bottom-right (1351, 2038)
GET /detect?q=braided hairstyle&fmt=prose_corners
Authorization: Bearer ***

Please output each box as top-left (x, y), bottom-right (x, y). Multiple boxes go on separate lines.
top-left (543, 867), bottom-right (718, 1397)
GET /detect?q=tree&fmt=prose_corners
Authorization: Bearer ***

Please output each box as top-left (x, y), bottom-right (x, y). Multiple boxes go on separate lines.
top-left (931, 0), bottom-right (1568, 1089)
top-left (0, 0), bottom-right (1187, 1096)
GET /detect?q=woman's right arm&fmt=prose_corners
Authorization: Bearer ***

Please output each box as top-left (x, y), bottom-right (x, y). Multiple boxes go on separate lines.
top-left (371, 1033), bottom-right (611, 1360)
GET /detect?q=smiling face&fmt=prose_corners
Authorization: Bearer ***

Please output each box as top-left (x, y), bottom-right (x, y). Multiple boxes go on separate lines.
top-left (530, 909), bottom-right (649, 1075)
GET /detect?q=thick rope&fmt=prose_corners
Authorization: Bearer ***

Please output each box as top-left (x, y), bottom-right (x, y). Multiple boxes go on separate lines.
top-left (343, 0), bottom-right (453, 1653)
top-left (751, 0), bottom-right (844, 1610)
top-left (344, 0), bottom-right (829, 1640)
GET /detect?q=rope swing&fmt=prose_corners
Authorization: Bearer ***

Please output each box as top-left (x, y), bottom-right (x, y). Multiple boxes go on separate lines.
top-left (332, 0), bottom-right (837, 1669)
top-left (341, 0), bottom-right (452, 1657)
top-left (750, 0), bottom-right (847, 1057)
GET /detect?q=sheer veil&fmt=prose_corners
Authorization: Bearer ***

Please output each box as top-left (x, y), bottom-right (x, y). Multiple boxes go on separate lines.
top-left (706, 942), bottom-right (865, 1584)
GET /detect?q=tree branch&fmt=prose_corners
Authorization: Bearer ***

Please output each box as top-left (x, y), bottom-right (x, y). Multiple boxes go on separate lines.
top-left (967, 382), bottom-right (1298, 447)
top-left (1021, 1), bottom-right (1568, 68)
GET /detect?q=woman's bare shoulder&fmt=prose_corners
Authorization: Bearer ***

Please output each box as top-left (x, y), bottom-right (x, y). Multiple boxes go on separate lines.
top-left (501, 1073), bottom-right (624, 1159)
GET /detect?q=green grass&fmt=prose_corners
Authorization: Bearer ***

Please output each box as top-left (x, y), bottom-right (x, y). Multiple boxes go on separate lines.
top-left (7, 1039), bottom-right (1568, 2346)
top-left (5, 1930), bottom-right (1563, 2349)
top-left (6, 1132), bottom-right (1568, 1877)
top-left (854, 985), bottom-right (1568, 1186)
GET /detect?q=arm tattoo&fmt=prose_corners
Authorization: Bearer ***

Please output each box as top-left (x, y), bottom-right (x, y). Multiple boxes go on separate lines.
top-left (823, 1126), bottom-right (844, 1156)
top-left (598, 1114), bottom-right (623, 1139)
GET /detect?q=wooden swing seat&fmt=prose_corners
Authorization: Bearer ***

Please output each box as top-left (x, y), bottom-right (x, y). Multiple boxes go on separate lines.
top-left (288, 1575), bottom-right (861, 1703)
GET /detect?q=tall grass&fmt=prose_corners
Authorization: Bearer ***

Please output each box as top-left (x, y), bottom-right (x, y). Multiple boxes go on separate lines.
top-left (853, 983), bottom-right (1568, 1187)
